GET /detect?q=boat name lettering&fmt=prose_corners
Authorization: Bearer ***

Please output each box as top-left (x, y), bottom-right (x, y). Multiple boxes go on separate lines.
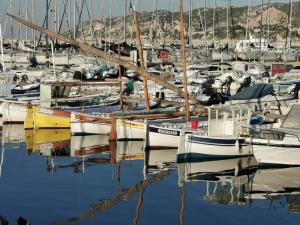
top-left (157, 128), bottom-right (179, 136)
top-left (40, 108), bottom-right (54, 115)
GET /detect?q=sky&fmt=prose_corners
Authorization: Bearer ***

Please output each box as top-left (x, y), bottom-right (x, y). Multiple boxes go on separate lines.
top-left (0, 0), bottom-right (292, 38)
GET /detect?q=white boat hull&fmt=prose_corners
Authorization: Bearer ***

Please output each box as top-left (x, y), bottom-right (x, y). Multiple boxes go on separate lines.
top-left (71, 113), bottom-right (111, 135)
top-left (178, 134), bottom-right (251, 161)
top-left (252, 142), bottom-right (300, 165)
top-left (147, 125), bottom-right (183, 149)
top-left (116, 119), bottom-right (146, 140)
top-left (71, 121), bottom-right (111, 135)
top-left (1, 101), bottom-right (27, 124)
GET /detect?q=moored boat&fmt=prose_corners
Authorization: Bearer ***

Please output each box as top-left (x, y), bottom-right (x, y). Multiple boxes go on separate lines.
top-left (1, 100), bottom-right (28, 124)
top-left (71, 112), bottom-right (111, 135)
top-left (247, 103), bottom-right (300, 166)
top-left (116, 119), bottom-right (146, 140)
top-left (177, 105), bottom-right (252, 161)
top-left (32, 106), bottom-right (71, 129)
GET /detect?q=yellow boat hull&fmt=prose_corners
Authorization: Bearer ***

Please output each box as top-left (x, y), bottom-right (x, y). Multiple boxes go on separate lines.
top-left (24, 105), bottom-right (34, 130)
top-left (33, 107), bottom-right (71, 129)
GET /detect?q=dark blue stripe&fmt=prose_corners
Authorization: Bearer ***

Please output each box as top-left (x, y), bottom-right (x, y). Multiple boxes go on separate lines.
top-left (177, 153), bottom-right (251, 163)
top-left (189, 135), bottom-right (245, 145)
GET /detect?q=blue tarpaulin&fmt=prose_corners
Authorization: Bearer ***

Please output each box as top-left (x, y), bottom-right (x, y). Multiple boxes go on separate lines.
top-left (229, 84), bottom-right (274, 100)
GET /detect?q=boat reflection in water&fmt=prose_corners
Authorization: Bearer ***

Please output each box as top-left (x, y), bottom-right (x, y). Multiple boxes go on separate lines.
top-left (49, 142), bottom-right (176, 225)
top-left (116, 140), bottom-right (145, 163)
top-left (24, 129), bottom-right (112, 173)
top-left (250, 166), bottom-right (300, 213)
top-left (2, 124), bottom-right (25, 145)
top-left (144, 147), bottom-right (178, 175)
top-left (178, 156), bottom-right (300, 212)
top-left (178, 157), bottom-right (258, 205)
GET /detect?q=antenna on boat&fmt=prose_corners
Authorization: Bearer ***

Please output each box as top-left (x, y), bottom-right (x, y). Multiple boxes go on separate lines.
top-left (179, 0), bottom-right (190, 122)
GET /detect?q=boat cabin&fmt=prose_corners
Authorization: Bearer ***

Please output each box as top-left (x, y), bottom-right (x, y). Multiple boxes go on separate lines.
top-left (207, 105), bottom-right (252, 137)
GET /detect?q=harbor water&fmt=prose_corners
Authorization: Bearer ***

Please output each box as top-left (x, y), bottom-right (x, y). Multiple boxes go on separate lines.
top-left (0, 127), bottom-right (299, 225)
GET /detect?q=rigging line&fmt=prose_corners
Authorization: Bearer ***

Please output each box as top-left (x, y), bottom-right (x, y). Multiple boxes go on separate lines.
top-left (83, 0), bottom-right (100, 46)
top-left (75, 0), bottom-right (85, 40)
top-left (37, 0), bottom-right (53, 46)
top-left (0, 0), bottom-right (10, 25)
top-left (58, 0), bottom-right (70, 34)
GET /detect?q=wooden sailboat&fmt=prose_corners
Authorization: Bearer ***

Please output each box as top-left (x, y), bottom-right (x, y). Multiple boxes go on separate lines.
top-left (145, 0), bottom-right (192, 149)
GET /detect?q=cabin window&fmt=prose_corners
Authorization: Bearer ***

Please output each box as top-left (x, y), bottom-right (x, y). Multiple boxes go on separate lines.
top-left (208, 66), bottom-right (219, 71)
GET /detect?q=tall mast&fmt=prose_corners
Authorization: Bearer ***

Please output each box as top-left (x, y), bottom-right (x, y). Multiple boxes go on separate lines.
top-left (46, 0), bottom-right (49, 65)
top-left (179, 0), bottom-right (190, 122)
top-left (132, 6), bottom-right (150, 112)
top-left (0, 24), bottom-right (5, 71)
top-left (73, 0), bottom-right (76, 39)
top-left (124, 0), bottom-right (127, 43)
top-left (267, 0), bottom-right (270, 41)
top-left (109, 0), bottom-right (113, 49)
top-left (54, 0), bottom-right (57, 33)
top-left (10, 0), bottom-right (13, 53)
top-left (226, 0), bottom-right (229, 41)
top-left (171, 0), bottom-right (174, 42)
top-left (213, 0), bottom-right (216, 40)
top-left (155, 0), bottom-right (158, 45)
top-left (69, 0), bottom-right (71, 37)
top-left (246, 0), bottom-right (251, 41)
top-left (32, 0), bottom-right (36, 49)
top-left (259, 0), bottom-right (263, 61)
top-left (204, 0), bottom-right (207, 45)
top-left (80, 0), bottom-right (83, 40)
top-left (25, 0), bottom-right (28, 41)
top-left (90, 0), bottom-right (93, 44)
top-left (189, 0), bottom-right (193, 50)
top-left (18, 0), bottom-right (21, 42)
top-left (288, 0), bottom-right (293, 47)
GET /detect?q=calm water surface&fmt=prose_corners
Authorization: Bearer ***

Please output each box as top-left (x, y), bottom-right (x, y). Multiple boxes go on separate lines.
top-left (0, 126), bottom-right (300, 225)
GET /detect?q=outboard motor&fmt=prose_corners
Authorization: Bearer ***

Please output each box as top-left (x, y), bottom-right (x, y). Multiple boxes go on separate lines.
top-left (13, 74), bottom-right (19, 83)
top-left (293, 83), bottom-right (300, 99)
top-left (208, 42), bottom-right (215, 49)
top-left (262, 71), bottom-right (270, 78)
top-left (73, 70), bottom-right (87, 80)
top-left (206, 93), bottom-right (227, 106)
top-left (28, 54), bottom-right (38, 67)
top-left (0, 63), bottom-right (3, 72)
top-left (237, 76), bottom-right (251, 93)
top-left (222, 43), bottom-right (229, 52)
top-left (202, 76), bottom-right (215, 96)
top-left (221, 76), bottom-right (234, 96)
top-left (19, 74), bottom-right (29, 85)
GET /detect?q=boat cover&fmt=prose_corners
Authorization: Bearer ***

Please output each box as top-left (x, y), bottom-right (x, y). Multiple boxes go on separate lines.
top-left (229, 84), bottom-right (274, 101)
top-left (280, 104), bottom-right (300, 130)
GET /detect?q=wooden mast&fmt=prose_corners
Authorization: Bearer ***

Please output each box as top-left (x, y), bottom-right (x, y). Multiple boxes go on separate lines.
top-left (7, 13), bottom-right (201, 105)
top-left (132, 6), bottom-right (150, 112)
top-left (179, 0), bottom-right (190, 122)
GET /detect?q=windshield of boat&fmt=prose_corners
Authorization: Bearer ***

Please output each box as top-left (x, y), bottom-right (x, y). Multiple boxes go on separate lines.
top-left (280, 104), bottom-right (300, 130)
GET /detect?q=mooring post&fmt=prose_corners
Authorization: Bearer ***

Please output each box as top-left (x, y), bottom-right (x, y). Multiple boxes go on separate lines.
top-left (109, 115), bottom-right (117, 141)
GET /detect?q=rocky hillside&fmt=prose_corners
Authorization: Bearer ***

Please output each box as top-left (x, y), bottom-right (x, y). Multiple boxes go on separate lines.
top-left (75, 1), bottom-right (300, 45)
